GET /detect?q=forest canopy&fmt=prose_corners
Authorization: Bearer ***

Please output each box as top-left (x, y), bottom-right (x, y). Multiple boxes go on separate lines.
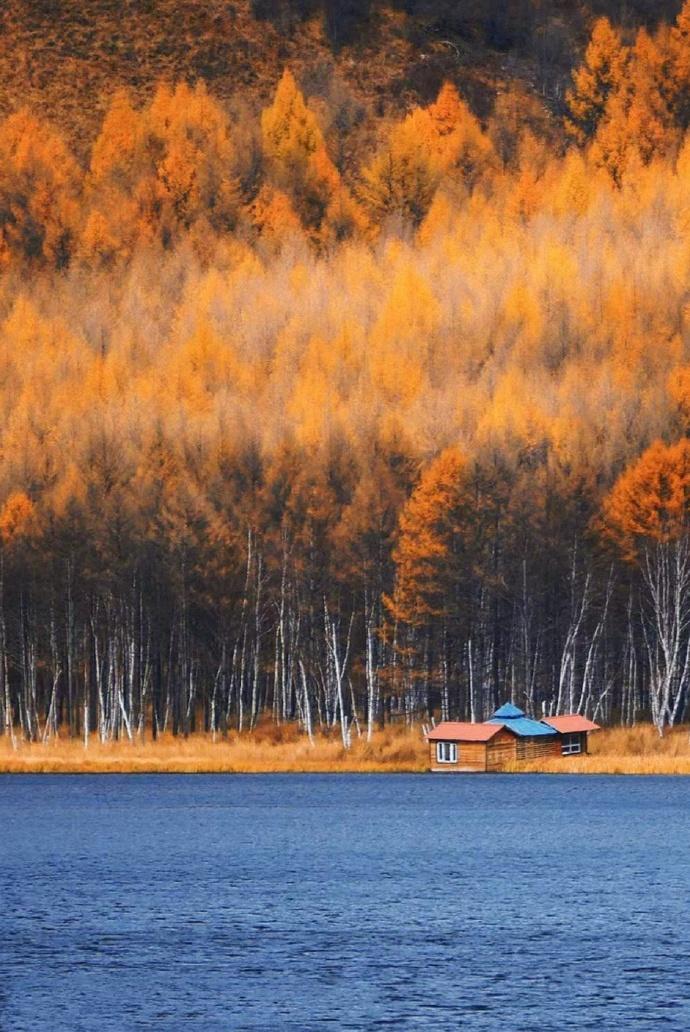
top-left (2, 2), bottom-right (690, 742)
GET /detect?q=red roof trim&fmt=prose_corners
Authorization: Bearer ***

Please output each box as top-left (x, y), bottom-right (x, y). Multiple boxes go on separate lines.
top-left (540, 715), bottom-right (600, 733)
top-left (426, 722), bottom-right (504, 742)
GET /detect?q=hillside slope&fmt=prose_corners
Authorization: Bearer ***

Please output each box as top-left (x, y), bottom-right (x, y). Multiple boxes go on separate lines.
top-left (0, 0), bottom-right (681, 156)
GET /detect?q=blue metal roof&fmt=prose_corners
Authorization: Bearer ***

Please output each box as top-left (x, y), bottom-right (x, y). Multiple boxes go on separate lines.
top-left (487, 702), bottom-right (557, 737)
top-left (492, 703), bottom-right (525, 719)
top-left (486, 716), bottom-right (557, 737)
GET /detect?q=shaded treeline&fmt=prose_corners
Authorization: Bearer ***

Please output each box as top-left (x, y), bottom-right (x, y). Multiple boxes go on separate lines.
top-left (6, 8), bottom-right (690, 740)
top-left (0, 430), bottom-right (637, 744)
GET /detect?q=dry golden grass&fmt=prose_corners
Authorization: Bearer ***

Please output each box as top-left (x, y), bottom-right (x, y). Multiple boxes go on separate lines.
top-left (2, 722), bottom-right (690, 775)
top-left (514, 724), bottom-right (690, 775)
top-left (0, 722), bottom-right (428, 774)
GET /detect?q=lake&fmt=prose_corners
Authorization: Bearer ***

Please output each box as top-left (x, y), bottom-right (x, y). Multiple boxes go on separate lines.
top-left (1, 774), bottom-right (689, 1031)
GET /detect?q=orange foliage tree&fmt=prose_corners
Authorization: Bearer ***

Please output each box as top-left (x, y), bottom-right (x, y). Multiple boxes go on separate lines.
top-left (360, 82), bottom-right (492, 227)
top-left (603, 439), bottom-right (690, 555)
top-left (260, 69), bottom-right (364, 242)
top-left (603, 439), bottom-right (690, 732)
top-left (360, 107), bottom-right (442, 227)
top-left (84, 82), bottom-right (240, 260)
top-left (566, 17), bottom-right (628, 144)
top-left (385, 447), bottom-right (476, 718)
top-left (0, 111), bottom-right (80, 269)
top-left (669, 0), bottom-right (690, 130)
top-left (590, 28), bottom-right (678, 181)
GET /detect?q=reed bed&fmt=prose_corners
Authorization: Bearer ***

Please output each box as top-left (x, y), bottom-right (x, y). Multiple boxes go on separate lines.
top-left (1, 722), bottom-right (690, 774)
top-left (0, 723), bottom-right (428, 774)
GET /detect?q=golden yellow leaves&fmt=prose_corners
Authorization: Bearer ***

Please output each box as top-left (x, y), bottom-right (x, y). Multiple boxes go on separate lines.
top-left (0, 110), bottom-right (80, 269)
top-left (368, 263), bottom-right (440, 405)
top-left (258, 68), bottom-right (367, 246)
top-left (359, 82), bottom-right (493, 228)
top-left (603, 438), bottom-right (690, 554)
top-left (566, 18), bottom-right (628, 144)
top-left (3, 54), bottom-right (690, 558)
top-left (89, 89), bottom-right (142, 186)
top-left (0, 491), bottom-right (35, 546)
top-left (360, 108), bottom-right (442, 227)
top-left (261, 69), bottom-right (324, 172)
top-left (83, 82), bottom-right (241, 261)
top-left (568, 4), bottom-right (690, 183)
top-left (387, 446), bottom-right (468, 625)
top-left (250, 185), bottom-right (302, 245)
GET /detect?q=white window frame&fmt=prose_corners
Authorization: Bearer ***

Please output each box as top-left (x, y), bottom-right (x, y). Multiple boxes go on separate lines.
top-left (561, 732), bottom-right (582, 755)
top-left (436, 741), bottom-right (458, 764)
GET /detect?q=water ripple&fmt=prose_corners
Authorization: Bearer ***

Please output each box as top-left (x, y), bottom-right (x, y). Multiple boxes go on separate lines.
top-left (1, 773), bottom-right (689, 1031)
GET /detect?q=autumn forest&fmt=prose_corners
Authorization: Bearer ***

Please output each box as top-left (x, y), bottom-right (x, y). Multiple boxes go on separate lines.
top-left (3, 1), bottom-right (690, 744)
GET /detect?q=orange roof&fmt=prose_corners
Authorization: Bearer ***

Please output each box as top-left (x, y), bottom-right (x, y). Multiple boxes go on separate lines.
top-left (541, 715), bottom-right (600, 733)
top-left (426, 721), bottom-right (503, 742)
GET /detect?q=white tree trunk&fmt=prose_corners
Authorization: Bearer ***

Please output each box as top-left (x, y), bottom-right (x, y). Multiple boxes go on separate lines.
top-left (641, 538), bottom-right (690, 735)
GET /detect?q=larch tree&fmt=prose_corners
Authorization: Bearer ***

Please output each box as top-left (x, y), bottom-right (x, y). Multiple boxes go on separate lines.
top-left (566, 17), bottom-right (628, 144)
top-left (0, 489), bottom-right (39, 742)
top-left (488, 84), bottom-right (555, 172)
top-left (260, 68), bottom-right (354, 238)
top-left (250, 184), bottom-right (303, 245)
top-left (386, 447), bottom-right (474, 720)
top-left (669, 0), bottom-right (690, 130)
top-left (668, 364), bottom-right (690, 431)
top-left (603, 439), bottom-right (690, 733)
top-left (622, 29), bottom-right (677, 164)
top-left (0, 110), bottom-right (80, 269)
top-left (331, 450), bottom-right (412, 738)
top-left (85, 82), bottom-right (240, 257)
top-left (359, 107), bottom-right (441, 227)
top-left (261, 69), bottom-right (325, 174)
top-left (89, 88), bottom-right (143, 189)
top-left (0, 491), bottom-right (36, 547)
top-left (81, 88), bottom-right (146, 263)
top-left (145, 81), bottom-right (241, 241)
top-left (426, 82), bottom-right (495, 191)
top-left (590, 27), bottom-right (679, 182)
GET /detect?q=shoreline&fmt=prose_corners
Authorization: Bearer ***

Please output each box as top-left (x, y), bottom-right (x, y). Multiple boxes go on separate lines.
top-left (1, 724), bottom-right (690, 775)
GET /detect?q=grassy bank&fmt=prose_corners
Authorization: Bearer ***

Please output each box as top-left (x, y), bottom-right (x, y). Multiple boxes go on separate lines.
top-left (514, 724), bottom-right (690, 775)
top-left (1, 723), bottom-right (689, 774)
top-left (0, 723), bottom-right (428, 774)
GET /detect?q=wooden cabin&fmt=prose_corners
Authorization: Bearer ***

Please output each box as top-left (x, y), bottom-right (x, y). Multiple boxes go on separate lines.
top-left (426, 703), bottom-right (599, 772)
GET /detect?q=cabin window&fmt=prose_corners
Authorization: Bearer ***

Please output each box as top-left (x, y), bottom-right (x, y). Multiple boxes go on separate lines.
top-left (436, 742), bottom-right (458, 764)
top-left (561, 733), bottom-right (582, 755)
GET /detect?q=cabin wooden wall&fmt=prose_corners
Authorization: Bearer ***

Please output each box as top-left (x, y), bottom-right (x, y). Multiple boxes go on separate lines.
top-left (487, 732), bottom-right (559, 769)
top-left (428, 741), bottom-right (487, 771)
top-left (514, 736), bottom-right (561, 761)
top-left (457, 743), bottom-right (488, 771)
top-left (486, 729), bottom-right (517, 771)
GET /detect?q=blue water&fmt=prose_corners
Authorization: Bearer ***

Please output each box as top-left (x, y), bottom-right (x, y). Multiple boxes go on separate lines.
top-left (1, 774), bottom-right (689, 1031)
